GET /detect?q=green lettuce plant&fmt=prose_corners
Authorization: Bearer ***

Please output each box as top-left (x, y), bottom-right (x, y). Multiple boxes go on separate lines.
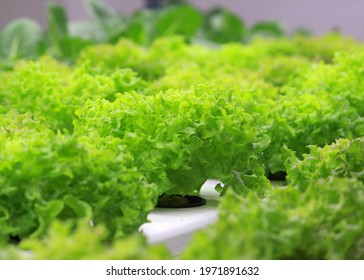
top-left (0, 220), bottom-right (171, 260)
top-left (183, 176), bottom-right (364, 259)
top-left (74, 85), bottom-right (270, 196)
top-left (286, 137), bottom-right (364, 191)
top-left (0, 112), bottom-right (158, 245)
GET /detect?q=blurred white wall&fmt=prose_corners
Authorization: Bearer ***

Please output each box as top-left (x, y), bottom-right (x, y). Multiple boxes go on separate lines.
top-left (1, 0), bottom-right (364, 40)
top-left (61, 0), bottom-right (144, 22)
top-left (0, 0), bottom-right (143, 28)
top-left (0, 0), bottom-right (58, 28)
top-left (189, 0), bottom-right (364, 39)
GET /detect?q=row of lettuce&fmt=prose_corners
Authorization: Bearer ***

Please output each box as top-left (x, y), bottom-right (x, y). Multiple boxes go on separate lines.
top-left (1, 138), bottom-right (363, 259)
top-left (0, 33), bottom-right (363, 259)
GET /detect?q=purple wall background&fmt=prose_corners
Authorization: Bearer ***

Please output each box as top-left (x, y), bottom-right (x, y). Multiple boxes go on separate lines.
top-left (1, 0), bottom-right (363, 40)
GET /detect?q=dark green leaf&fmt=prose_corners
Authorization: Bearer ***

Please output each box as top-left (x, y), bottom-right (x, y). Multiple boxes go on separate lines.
top-left (201, 8), bottom-right (245, 43)
top-left (86, 0), bottom-right (117, 24)
top-left (164, 0), bottom-right (188, 6)
top-left (127, 10), bottom-right (160, 44)
top-left (120, 11), bottom-right (152, 44)
top-left (47, 3), bottom-right (69, 57)
top-left (46, 4), bottom-right (92, 60)
top-left (47, 4), bottom-right (68, 38)
top-left (154, 5), bottom-right (203, 39)
top-left (57, 36), bottom-right (93, 61)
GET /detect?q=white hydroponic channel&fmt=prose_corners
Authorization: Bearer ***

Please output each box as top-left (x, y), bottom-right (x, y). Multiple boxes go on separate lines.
top-left (139, 180), bottom-right (220, 256)
top-left (139, 180), bottom-right (286, 255)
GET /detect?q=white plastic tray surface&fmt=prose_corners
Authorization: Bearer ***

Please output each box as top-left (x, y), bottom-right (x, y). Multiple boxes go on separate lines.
top-left (139, 180), bottom-right (286, 255)
top-left (139, 179), bottom-right (220, 256)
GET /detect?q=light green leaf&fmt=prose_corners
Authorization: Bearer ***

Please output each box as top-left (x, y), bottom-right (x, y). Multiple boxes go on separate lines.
top-left (64, 195), bottom-right (93, 220)
top-left (249, 21), bottom-right (285, 38)
top-left (69, 20), bottom-right (104, 42)
top-left (0, 18), bottom-right (42, 60)
top-left (32, 200), bottom-right (64, 237)
top-left (85, 0), bottom-right (126, 41)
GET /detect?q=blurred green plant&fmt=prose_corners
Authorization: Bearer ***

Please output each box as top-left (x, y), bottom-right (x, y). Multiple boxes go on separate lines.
top-left (0, 0), bottom-right (290, 67)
